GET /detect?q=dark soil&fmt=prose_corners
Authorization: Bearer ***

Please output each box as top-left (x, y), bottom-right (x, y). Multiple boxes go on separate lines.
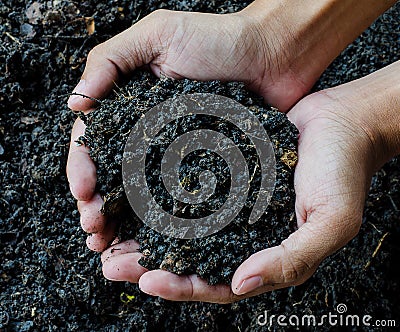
top-left (80, 75), bottom-right (298, 285)
top-left (1, 0), bottom-right (399, 331)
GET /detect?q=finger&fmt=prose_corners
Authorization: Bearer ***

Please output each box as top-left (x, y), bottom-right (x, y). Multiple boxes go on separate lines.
top-left (67, 118), bottom-right (97, 201)
top-left (101, 239), bottom-right (140, 264)
top-left (86, 220), bottom-right (117, 252)
top-left (77, 193), bottom-right (106, 233)
top-left (231, 220), bottom-right (337, 296)
top-left (67, 11), bottom-right (167, 111)
top-left (138, 270), bottom-right (240, 304)
top-left (102, 252), bottom-right (147, 283)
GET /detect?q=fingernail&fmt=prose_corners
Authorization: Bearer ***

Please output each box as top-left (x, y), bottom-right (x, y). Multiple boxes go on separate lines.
top-left (68, 80), bottom-right (86, 108)
top-left (235, 276), bottom-right (263, 295)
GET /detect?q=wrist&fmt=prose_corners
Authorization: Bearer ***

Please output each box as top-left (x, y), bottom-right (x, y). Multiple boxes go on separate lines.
top-left (239, 0), bottom-right (397, 100)
top-left (325, 61), bottom-right (400, 168)
top-left (366, 62), bottom-right (400, 162)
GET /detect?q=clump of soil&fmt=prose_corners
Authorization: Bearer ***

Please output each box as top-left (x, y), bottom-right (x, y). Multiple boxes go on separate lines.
top-left (80, 73), bottom-right (298, 285)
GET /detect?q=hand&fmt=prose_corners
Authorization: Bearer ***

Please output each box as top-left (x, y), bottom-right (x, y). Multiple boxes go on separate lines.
top-left (67, 0), bottom-right (394, 251)
top-left (66, 3), bottom-right (399, 302)
top-left (67, 6), bottom-right (314, 253)
top-left (67, 118), bottom-right (116, 251)
top-left (97, 61), bottom-right (400, 303)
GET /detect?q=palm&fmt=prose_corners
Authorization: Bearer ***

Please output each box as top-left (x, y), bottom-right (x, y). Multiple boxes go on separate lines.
top-left (285, 93), bottom-right (374, 275)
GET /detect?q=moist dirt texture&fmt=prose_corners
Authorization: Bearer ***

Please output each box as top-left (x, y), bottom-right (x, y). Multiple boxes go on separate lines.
top-left (1, 1), bottom-right (399, 331)
top-left (80, 75), bottom-right (298, 285)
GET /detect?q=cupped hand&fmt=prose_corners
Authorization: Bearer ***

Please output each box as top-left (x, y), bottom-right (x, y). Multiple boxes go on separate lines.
top-left (66, 3), bottom-right (365, 252)
top-left (66, 4), bottom-right (400, 303)
top-left (67, 118), bottom-right (116, 251)
top-left (66, 7), bottom-right (315, 252)
top-left (96, 65), bottom-right (398, 303)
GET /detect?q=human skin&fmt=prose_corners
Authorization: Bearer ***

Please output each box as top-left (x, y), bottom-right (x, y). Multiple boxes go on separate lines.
top-left (67, 1), bottom-right (399, 303)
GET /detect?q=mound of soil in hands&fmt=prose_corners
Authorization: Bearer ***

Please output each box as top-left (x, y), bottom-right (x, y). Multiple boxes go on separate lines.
top-left (1, 0), bottom-right (399, 331)
top-left (79, 74), bottom-right (298, 285)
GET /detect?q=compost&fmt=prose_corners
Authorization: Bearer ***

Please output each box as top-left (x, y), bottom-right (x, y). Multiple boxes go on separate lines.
top-left (1, 1), bottom-right (399, 331)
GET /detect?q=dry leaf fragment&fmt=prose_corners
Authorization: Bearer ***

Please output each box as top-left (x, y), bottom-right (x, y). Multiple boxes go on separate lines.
top-left (85, 17), bottom-right (95, 35)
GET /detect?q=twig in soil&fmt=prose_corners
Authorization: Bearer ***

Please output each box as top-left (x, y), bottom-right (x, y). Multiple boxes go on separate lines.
top-left (350, 287), bottom-right (360, 299)
top-left (58, 92), bottom-right (102, 104)
top-left (42, 35), bottom-right (88, 40)
top-left (112, 81), bottom-right (135, 100)
top-left (368, 221), bottom-right (382, 233)
top-left (364, 231), bottom-right (389, 269)
top-left (0, 197), bottom-right (9, 206)
top-left (136, 10), bottom-right (142, 22)
top-left (4, 32), bottom-right (22, 45)
top-left (387, 194), bottom-right (399, 211)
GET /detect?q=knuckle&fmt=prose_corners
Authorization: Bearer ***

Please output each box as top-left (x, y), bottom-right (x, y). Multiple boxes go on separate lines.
top-left (332, 207), bottom-right (362, 231)
top-left (321, 208), bottom-right (362, 244)
top-left (281, 263), bottom-right (300, 284)
top-left (146, 9), bottom-right (177, 30)
top-left (280, 240), bottom-right (310, 284)
top-left (87, 44), bottom-right (103, 61)
top-left (150, 8), bottom-right (171, 18)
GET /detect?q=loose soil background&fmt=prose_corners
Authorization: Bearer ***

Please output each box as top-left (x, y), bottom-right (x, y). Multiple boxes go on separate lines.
top-left (0, 1), bottom-right (399, 331)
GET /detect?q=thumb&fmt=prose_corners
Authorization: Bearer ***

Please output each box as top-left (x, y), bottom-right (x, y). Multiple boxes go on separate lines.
top-left (67, 10), bottom-right (171, 111)
top-left (231, 212), bottom-right (359, 296)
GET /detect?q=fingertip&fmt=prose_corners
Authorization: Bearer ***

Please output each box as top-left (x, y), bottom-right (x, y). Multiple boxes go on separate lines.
top-left (67, 145), bottom-right (97, 201)
top-left (86, 222), bottom-right (116, 252)
top-left (232, 275), bottom-right (263, 296)
top-left (67, 80), bottom-right (96, 111)
top-left (67, 118), bottom-right (97, 201)
top-left (231, 248), bottom-right (272, 292)
top-left (139, 272), bottom-right (235, 303)
top-left (101, 239), bottom-right (140, 263)
top-left (78, 194), bottom-right (106, 233)
top-left (68, 97), bottom-right (97, 112)
top-left (86, 234), bottom-right (107, 252)
top-left (102, 253), bottom-right (147, 282)
top-left (138, 270), bottom-right (176, 297)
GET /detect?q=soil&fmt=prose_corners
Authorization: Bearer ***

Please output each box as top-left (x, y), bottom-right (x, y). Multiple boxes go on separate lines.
top-left (80, 75), bottom-right (298, 285)
top-left (1, 0), bottom-right (399, 331)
